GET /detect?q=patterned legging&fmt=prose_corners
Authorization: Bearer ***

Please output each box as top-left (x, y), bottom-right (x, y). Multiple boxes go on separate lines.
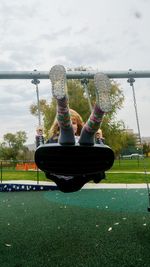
top-left (57, 97), bottom-right (105, 145)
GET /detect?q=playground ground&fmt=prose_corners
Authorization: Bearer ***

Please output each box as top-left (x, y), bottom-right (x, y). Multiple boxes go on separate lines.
top-left (0, 184), bottom-right (150, 267)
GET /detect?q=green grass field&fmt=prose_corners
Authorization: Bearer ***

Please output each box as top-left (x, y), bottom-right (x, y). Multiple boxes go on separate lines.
top-left (1, 171), bottom-right (150, 184)
top-left (112, 158), bottom-right (150, 171)
top-left (0, 158), bottom-right (150, 184)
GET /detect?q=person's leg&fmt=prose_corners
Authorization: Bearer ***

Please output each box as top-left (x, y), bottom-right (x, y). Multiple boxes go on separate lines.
top-left (49, 65), bottom-right (75, 145)
top-left (57, 97), bottom-right (75, 144)
top-left (79, 104), bottom-right (105, 145)
top-left (79, 73), bottom-right (112, 145)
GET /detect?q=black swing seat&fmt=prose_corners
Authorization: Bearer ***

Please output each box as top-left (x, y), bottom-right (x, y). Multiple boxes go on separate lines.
top-left (35, 143), bottom-right (114, 176)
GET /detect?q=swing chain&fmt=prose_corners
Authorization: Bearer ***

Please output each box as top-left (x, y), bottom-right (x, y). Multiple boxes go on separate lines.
top-left (127, 76), bottom-right (142, 144)
top-left (31, 70), bottom-right (41, 126)
top-left (81, 78), bottom-right (92, 112)
top-left (81, 78), bottom-right (89, 86)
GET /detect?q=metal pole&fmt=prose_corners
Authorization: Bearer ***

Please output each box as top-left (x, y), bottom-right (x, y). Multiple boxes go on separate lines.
top-left (132, 84), bottom-right (142, 144)
top-left (1, 70), bottom-right (150, 79)
top-left (127, 77), bottom-right (142, 144)
top-left (37, 168), bottom-right (39, 185)
top-left (35, 83), bottom-right (41, 126)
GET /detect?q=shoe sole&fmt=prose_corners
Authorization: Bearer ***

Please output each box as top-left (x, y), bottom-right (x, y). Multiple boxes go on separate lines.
top-left (49, 65), bottom-right (66, 99)
top-left (94, 73), bottom-right (112, 112)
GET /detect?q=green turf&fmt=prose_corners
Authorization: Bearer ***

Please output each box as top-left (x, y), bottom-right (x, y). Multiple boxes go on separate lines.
top-left (1, 158), bottom-right (150, 184)
top-left (112, 158), bottom-right (150, 171)
top-left (105, 172), bottom-right (150, 183)
top-left (0, 157), bottom-right (149, 186)
top-left (0, 189), bottom-right (150, 267)
top-left (1, 170), bottom-right (150, 184)
top-left (1, 170), bottom-right (47, 181)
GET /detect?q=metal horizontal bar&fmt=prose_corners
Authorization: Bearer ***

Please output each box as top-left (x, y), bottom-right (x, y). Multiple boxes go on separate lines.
top-left (0, 70), bottom-right (150, 79)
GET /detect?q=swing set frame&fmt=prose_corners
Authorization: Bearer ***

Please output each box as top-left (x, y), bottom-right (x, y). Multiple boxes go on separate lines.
top-left (0, 68), bottom-right (150, 210)
top-left (0, 69), bottom-right (150, 79)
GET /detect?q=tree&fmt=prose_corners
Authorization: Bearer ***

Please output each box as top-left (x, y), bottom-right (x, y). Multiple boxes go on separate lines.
top-left (0, 131), bottom-right (27, 160)
top-left (143, 142), bottom-right (150, 157)
top-left (120, 132), bottom-right (137, 155)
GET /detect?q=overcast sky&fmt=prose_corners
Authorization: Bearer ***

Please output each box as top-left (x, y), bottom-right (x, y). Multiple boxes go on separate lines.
top-left (0, 0), bottom-right (150, 144)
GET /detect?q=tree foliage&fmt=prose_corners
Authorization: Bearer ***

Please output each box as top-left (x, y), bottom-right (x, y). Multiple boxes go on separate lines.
top-left (120, 132), bottom-right (138, 155)
top-left (0, 131), bottom-right (28, 160)
top-left (143, 142), bottom-right (150, 157)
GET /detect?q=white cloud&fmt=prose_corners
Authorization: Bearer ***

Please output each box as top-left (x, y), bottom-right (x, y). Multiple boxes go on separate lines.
top-left (0, 0), bottom-right (150, 143)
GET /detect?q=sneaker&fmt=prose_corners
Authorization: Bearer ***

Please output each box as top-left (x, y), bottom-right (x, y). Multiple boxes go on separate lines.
top-left (49, 65), bottom-right (67, 99)
top-left (94, 73), bottom-right (112, 112)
